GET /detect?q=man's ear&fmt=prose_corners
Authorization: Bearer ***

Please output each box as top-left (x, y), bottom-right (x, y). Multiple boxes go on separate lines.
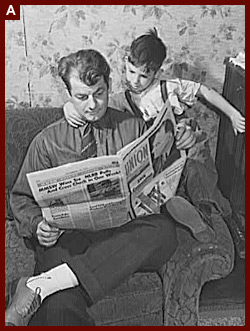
top-left (66, 89), bottom-right (71, 98)
top-left (62, 86), bottom-right (72, 102)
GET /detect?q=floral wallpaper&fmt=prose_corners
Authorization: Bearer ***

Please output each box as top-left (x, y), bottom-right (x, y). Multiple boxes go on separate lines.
top-left (5, 5), bottom-right (245, 156)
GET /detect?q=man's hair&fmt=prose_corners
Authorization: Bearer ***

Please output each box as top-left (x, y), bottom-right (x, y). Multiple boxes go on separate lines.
top-left (58, 49), bottom-right (110, 94)
top-left (128, 28), bottom-right (167, 72)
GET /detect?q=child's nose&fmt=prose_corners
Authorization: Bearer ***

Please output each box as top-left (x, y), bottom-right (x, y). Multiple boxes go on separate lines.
top-left (135, 75), bottom-right (140, 84)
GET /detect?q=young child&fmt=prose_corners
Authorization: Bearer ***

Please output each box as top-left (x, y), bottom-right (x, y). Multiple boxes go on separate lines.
top-left (63, 29), bottom-right (245, 255)
top-left (64, 28), bottom-right (245, 134)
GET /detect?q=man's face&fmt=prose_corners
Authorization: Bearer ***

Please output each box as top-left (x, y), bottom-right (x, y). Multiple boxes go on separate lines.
top-left (69, 75), bottom-right (109, 122)
top-left (125, 59), bottom-right (156, 94)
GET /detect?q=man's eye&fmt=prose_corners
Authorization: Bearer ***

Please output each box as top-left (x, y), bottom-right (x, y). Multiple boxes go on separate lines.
top-left (77, 95), bottom-right (88, 101)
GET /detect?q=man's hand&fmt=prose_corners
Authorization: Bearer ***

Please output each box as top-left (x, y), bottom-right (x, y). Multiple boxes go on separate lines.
top-left (37, 219), bottom-right (64, 247)
top-left (175, 121), bottom-right (196, 150)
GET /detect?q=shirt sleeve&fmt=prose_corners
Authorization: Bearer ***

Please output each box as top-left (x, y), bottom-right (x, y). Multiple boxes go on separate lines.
top-left (10, 134), bottom-right (51, 239)
top-left (176, 79), bottom-right (201, 105)
top-left (167, 78), bottom-right (201, 115)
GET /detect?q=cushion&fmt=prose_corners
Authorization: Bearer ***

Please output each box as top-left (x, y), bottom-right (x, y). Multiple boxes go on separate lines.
top-left (5, 107), bottom-right (63, 192)
top-left (88, 272), bottom-right (163, 326)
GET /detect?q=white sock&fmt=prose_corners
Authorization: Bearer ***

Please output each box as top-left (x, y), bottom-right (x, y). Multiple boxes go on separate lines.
top-left (26, 263), bottom-right (79, 301)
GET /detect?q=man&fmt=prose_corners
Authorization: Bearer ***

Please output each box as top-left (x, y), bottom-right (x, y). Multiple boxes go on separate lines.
top-left (6, 49), bottom-right (197, 326)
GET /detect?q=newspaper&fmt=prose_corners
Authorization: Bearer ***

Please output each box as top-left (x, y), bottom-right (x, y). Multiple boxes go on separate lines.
top-left (27, 102), bottom-right (186, 231)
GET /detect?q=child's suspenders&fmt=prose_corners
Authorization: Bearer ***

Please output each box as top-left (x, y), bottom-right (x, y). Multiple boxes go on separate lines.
top-left (125, 80), bottom-right (168, 128)
top-left (124, 89), bottom-right (145, 120)
top-left (160, 80), bottom-right (168, 103)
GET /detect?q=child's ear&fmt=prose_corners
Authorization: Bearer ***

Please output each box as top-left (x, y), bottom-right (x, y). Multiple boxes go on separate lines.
top-left (108, 77), bottom-right (112, 93)
top-left (155, 69), bottom-right (163, 79)
top-left (124, 55), bottom-right (129, 67)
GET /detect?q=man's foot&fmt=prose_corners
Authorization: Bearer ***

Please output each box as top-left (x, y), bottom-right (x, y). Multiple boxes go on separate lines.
top-left (163, 196), bottom-right (215, 243)
top-left (5, 277), bottom-right (41, 326)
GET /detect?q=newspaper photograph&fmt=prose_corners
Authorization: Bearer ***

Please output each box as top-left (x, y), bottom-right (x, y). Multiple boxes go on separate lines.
top-left (27, 102), bottom-right (186, 230)
top-left (118, 102), bottom-right (186, 218)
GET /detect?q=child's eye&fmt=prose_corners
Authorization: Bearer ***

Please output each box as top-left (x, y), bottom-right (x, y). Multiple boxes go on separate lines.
top-left (95, 90), bottom-right (104, 97)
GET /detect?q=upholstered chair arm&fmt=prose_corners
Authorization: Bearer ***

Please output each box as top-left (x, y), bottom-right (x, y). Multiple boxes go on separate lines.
top-left (158, 211), bottom-right (234, 326)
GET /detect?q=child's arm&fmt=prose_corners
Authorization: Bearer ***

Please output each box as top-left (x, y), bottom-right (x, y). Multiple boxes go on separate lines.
top-left (198, 85), bottom-right (245, 134)
top-left (63, 101), bottom-right (84, 127)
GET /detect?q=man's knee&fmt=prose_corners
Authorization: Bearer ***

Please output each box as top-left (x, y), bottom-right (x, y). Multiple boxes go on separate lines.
top-left (138, 213), bottom-right (178, 248)
top-left (35, 246), bottom-right (69, 274)
top-left (136, 214), bottom-right (178, 271)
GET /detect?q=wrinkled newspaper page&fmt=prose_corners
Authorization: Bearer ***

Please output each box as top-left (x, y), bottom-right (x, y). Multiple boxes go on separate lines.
top-left (118, 102), bottom-right (187, 218)
top-left (27, 156), bottom-right (130, 230)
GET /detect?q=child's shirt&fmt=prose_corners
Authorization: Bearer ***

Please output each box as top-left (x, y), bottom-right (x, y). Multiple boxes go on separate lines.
top-left (110, 78), bottom-right (201, 122)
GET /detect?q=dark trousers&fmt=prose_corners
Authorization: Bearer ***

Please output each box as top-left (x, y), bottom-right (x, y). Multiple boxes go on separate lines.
top-left (178, 158), bottom-right (232, 218)
top-left (29, 214), bottom-right (177, 326)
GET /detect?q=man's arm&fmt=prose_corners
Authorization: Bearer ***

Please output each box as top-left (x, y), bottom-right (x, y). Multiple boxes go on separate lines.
top-left (10, 134), bottom-right (60, 244)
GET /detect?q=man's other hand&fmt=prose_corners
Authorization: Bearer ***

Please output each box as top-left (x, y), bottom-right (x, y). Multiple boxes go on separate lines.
top-left (175, 120), bottom-right (196, 150)
top-left (37, 219), bottom-right (64, 247)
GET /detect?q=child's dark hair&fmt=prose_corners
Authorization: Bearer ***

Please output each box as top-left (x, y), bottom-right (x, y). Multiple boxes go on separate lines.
top-left (128, 28), bottom-right (167, 72)
top-left (58, 49), bottom-right (110, 95)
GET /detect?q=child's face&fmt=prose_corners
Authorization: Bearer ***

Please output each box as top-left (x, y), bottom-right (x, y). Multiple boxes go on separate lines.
top-left (125, 58), bottom-right (156, 94)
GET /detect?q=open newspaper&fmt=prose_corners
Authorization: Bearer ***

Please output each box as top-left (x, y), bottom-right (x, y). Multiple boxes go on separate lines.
top-left (27, 102), bottom-right (187, 231)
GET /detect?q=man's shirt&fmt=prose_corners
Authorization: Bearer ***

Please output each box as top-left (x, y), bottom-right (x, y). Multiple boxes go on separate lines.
top-left (10, 107), bottom-right (146, 238)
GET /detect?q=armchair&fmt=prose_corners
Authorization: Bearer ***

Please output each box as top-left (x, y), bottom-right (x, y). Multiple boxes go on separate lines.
top-left (5, 107), bottom-right (234, 325)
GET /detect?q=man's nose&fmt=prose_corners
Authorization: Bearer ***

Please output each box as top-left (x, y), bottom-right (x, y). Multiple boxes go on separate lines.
top-left (88, 95), bottom-right (96, 109)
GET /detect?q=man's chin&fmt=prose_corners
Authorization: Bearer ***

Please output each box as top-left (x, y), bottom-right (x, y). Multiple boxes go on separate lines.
top-left (86, 116), bottom-right (100, 122)
top-left (85, 112), bottom-right (106, 123)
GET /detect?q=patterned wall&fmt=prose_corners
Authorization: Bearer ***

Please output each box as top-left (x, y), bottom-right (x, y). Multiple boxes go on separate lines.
top-left (5, 5), bottom-right (245, 155)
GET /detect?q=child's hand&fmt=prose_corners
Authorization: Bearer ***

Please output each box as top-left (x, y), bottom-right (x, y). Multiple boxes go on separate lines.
top-left (64, 101), bottom-right (84, 127)
top-left (231, 110), bottom-right (245, 135)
